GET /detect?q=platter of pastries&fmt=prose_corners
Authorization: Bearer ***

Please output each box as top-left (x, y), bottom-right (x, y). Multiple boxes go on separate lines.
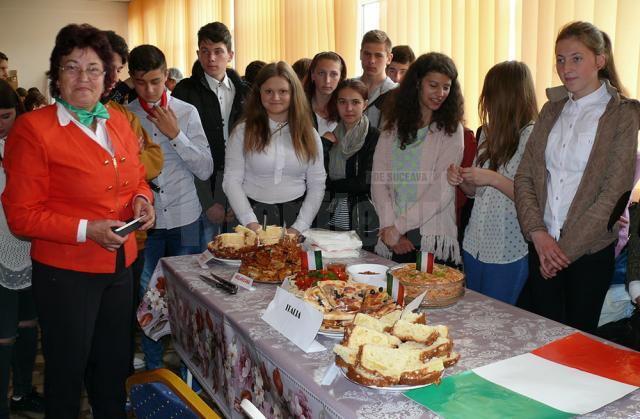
top-left (238, 236), bottom-right (302, 283)
top-left (296, 279), bottom-right (398, 334)
top-left (208, 225), bottom-right (288, 259)
top-left (333, 310), bottom-right (459, 390)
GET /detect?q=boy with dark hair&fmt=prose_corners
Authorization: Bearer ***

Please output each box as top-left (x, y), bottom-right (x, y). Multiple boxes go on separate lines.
top-left (103, 32), bottom-right (137, 104)
top-left (172, 21), bottom-right (249, 243)
top-left (357, 30), bottom-right (397, 128)
top-left (127, 44), bottom-right (213, 370)
top-left (386, 44), bottom-right (415, 83)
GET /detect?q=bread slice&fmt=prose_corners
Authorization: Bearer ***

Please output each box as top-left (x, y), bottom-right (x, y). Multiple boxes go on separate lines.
top-left (399, 358), bottom-right (444, 385)
top-left (213, 233), bottom-right (245, 249)
top-left (435, 324), bottom-right (449, 338)
top-left (356, 344), bottom-right (445, 386)
top-left (399, 336), bottom-right (452, 359)
top-left (345, 351), bottom-right (444, 387)
top-left (352, 313), bottom-right (387, 333)
top-left (440, 351), bottom-right (460, 368)
top-left (257, 225), bottom-right (282, 245)
top-left (378, 310), bottom-right (402, 328)
top-left (343, 325), bottom-right (401, 349)
top-left (400, 311), bottom-right (427, 324)
top-left (391, 320), bottom-right (439, 345)
top-left (345, 363), bottom-right (396, 387)
top-left (234, 224), bottom-right (257, 245)
top-left (333, 344), bottom-right (357, 368)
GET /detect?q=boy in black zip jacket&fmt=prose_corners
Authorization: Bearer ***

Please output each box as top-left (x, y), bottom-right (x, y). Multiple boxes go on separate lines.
top-left (172, 22), bottom-right (249, 240)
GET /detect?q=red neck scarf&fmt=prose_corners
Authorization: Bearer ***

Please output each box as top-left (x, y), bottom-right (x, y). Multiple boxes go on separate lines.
top-left (138, 90), bottom-right (168, 115)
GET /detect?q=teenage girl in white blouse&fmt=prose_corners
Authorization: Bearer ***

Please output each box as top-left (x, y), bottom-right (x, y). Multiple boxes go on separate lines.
top-left (515, 22), bottom-right (640, 333)
top-left (223, 62), bottom-right (326, 235)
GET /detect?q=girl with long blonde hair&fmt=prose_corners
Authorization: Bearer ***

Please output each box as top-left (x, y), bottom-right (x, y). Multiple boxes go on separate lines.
top-left (223, 61), bottom-right (326, 235)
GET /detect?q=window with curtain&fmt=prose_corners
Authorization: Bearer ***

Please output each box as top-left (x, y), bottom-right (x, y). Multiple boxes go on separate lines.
top-left (127, 0), bottom-right (639, 130)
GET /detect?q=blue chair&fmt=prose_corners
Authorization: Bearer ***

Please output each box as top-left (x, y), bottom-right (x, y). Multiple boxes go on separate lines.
top-left (126, 368), bottom-right (220, 419)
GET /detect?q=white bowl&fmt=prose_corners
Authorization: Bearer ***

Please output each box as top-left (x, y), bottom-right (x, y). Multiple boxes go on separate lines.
top-left (346, 264), bottom-right (389, 289)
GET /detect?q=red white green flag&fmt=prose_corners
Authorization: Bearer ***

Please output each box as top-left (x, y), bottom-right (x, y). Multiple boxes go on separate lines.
top-left (416, 251), bottom-right (434, 273)
top-left (405, 333), bottom-right (640, 418)
top-left (300, 250), bottom-right (323, 271)
top-left (386, 272), bottom-right (405, 306)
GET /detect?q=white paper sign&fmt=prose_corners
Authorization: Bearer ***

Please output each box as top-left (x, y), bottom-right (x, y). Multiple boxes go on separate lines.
top-left (196, 250), bottom-right (215, 269)
top-left (231, 272), bottom-right (256, 291)
top-left (261, 287), bottom-right (326, 353)
top-left (401, 290), bottom-right (427, 318)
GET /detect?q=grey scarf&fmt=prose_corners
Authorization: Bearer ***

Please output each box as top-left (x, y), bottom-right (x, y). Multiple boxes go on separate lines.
top-left (328, 115), bottom-right (369, 180)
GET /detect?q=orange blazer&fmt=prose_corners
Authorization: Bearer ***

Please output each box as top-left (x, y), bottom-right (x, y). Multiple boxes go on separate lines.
top-left (2, 105), bottom-right (153, 273)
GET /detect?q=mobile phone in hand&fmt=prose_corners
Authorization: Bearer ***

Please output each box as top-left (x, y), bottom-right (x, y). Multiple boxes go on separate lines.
top-left (111, 216), bottom-right (145, 237)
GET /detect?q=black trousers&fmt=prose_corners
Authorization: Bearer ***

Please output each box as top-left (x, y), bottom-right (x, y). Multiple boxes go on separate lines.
top-left (31, 249), bottom-right (133, 419)
top-left (519, 242), bottom-right (615, 334)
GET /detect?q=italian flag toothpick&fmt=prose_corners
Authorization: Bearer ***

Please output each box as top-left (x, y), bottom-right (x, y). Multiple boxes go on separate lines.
top-left (386, 272), bottom-right (405, 306)
top-left (417, 251), bottom-right (434, 273)
top-left (300, 250), bottom-right (323, 271)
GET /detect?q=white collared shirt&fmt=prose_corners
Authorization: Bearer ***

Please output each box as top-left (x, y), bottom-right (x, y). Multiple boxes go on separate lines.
top-left (544, 82), bottom-right (611, 239)
top-left (356, 76), bottom-right (396, 128)
top-left (315, 112), bottom-right (338, 137)
top-left (55, 102), bottom-right (112, 242)
top-left (222, 120), bottom-right (327, 233)
top-left (128, 94), bottom-right (213, 230)
top-left (204, 72), bottom-right (235, 142)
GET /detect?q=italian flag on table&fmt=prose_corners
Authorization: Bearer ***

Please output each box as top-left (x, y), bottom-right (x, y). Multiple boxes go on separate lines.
top-left (386, 272), bottom-right (405, 306)
top-left (300, 250), bottom-right (323, 271)
top-left (416, 251), bottom-right (434, 273)
top-left (405, 333), bottom-right (640, 418)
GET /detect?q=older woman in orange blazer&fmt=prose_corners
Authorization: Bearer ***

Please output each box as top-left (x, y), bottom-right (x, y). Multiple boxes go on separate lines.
top-left (1, 24), bottom-right (154, 419)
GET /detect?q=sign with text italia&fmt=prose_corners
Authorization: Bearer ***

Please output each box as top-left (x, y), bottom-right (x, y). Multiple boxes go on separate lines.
top-left (261, 287), bottom-right (325, 353)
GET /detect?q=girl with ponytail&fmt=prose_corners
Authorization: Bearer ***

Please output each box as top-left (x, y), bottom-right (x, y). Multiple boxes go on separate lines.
top-left (515, 21), bottom-right (640, 333)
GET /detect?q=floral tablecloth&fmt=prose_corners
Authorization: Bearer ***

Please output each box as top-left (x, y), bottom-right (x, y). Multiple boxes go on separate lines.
top-left (146, 251), bottom-right (640, 419)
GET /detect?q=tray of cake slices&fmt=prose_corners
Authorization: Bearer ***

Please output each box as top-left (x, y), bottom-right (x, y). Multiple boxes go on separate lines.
top-left (208, 225), bottom-right (301, 283)
top-left (333, 310), bottom-right (459, 391)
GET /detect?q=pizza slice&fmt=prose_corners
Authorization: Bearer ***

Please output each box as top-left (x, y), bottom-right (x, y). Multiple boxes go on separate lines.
top-left (303, 287), bottom-right (334, 312)
top-left (361, 288), bottom-right (397, 314)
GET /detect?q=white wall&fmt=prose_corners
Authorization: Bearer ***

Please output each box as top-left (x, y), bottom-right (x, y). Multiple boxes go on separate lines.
top-left (0, 0), bottom-right (128, 98)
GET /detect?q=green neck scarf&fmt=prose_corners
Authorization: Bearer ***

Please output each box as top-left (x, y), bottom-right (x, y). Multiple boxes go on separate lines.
top-left (56, 97), bottom-right (109, 128)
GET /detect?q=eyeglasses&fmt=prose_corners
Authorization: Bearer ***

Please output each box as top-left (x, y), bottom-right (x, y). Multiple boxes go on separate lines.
top-left (59, 64), bottom-right (106, 80)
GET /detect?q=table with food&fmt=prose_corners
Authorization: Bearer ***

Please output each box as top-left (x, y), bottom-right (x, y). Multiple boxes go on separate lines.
top-left (137, 227), bottom-right (640, 418)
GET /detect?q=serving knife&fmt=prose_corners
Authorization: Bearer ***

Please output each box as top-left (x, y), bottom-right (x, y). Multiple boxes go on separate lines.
top-left (199, 273), bottom-right (238, 294)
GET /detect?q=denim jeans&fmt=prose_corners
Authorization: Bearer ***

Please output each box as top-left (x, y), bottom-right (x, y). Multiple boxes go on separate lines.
top-left (139, 218), bottom-right (201, 370)
top-left (463, 250), bottom-right (528, 305)
top-left (198, 212), bottom-right (218, 252)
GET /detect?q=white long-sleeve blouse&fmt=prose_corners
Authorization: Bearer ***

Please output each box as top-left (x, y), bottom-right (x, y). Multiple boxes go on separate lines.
top-left (223, 119), bottom-right (326, 233)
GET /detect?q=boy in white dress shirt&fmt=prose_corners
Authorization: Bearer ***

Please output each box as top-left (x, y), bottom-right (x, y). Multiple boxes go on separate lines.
top-left (127, 44), bottom-right (213, 370)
